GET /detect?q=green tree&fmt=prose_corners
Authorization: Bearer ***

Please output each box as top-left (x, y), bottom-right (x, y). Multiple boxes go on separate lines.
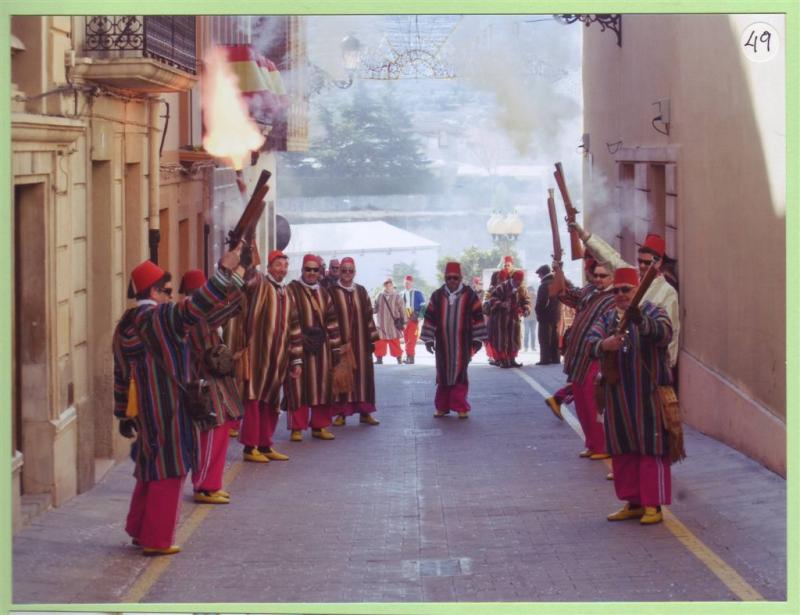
top-left (436, 246), bottom-right (521, 284)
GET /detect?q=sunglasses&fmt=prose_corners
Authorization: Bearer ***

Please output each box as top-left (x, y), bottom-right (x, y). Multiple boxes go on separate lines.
top-left (303, 267), bottom-right (320, 272)
top-left (612, 286), bottom-right (635, 294)
top-left (445, 275), bottom-right (461, 281)
top-left (637, 258), bottom-right (656, 266)
top-left (340, 268), bottom-right (355, 273)
top-left (159, 287), bottom-right (173, 297)
top-left (594, 273), bottom-right (610, 279)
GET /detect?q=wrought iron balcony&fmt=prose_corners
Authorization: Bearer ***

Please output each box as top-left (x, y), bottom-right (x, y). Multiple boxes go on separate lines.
top-left (76, 16), bottom-right (198, 92)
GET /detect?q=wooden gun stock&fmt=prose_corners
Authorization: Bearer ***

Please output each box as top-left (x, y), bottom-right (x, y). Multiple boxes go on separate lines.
top-left (226, 169), bottom-right (271, 267)
top-left (553, 162), bottom-right (585, 261)
top-left (547, 189), bottom-right (566, 296)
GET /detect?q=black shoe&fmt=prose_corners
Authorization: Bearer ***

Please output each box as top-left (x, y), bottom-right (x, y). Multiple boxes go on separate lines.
top-left (405, 356), bottom-right (415, 364)
top-left (535, 361), bottom-right (546, 365)
top-left (397, 356), bottom-right (403, 364)
top-left (375, 357), bottom-right (383, 364)
top-left (509, 360), bottom-right (523, 368)
top-left (488, 360), bottom-right (499, 366)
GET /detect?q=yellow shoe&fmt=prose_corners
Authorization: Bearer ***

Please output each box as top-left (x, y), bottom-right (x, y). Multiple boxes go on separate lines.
top-left (578, 449), bottom-right (592, 458)
top-left (457, 412), bottom-right (469, 419)
top-left (143, 545), bottom-right (181, 556)
top-left (545, 396), bottom-right (564, 421)
top-left (640, 506), bottom-right (663, 525)
top-left (606, 472), bottom-right (614, 481)
top-left (290, 430), bottom-right (303, 442)
top-left (590, 453), bottom-right (611, 460)
top-left (263, 448), bottom-right (289, 461)
top-left (312, 428), bottom-right (335, 440)
top-left (434, 410), bottom-right (447, 417)
top-left (332, 415), bottom-right (346, 426)
top-left (228, 429), bottom-right (239, 438)
top-left (212, 489), bottom-right (230, 499)
top-left (607, 503), bottom-right (645, 521)
top-left (194, 491), bottom-right (230, 504)
top-left (359, 414), bottom-right (380, 425)
top-left (243, 449), bottom-right (270, 463)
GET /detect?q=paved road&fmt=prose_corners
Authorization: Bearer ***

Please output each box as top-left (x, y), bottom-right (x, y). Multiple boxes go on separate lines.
top-left (12, 350), bottom-right (787, 605)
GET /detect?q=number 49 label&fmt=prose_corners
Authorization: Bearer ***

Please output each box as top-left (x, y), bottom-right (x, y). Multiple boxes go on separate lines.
top-left (741, 22), bottom-right (779, 62)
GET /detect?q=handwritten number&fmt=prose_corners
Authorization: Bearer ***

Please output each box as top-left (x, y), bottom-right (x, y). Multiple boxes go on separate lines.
top-left (745, 29), bottom-right (772, 54)
top-left (760, 31), bottom-right (771, 52)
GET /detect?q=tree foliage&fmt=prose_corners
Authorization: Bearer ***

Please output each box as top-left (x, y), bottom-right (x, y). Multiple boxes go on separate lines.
top-left (436, 245), bottom-right (521, 285)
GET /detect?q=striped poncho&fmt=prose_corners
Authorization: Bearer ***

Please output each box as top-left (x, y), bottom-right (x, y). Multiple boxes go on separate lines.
top-left (283, 280), bottom-right (342, 409)
top-left (226, 274), bottom-right (303, 406)
top-left (421, 284), bottom-right (487, 386)
top-left (329, 282), bottom-right (380, 404)
top-left (586, 301), bottom-right (673, 456)
top-left (487, 280), bottom-right (531, 355)
top-left (112, 269), bottom-right (244, 481)
top-left (558, 283), bottom-right (615, 383)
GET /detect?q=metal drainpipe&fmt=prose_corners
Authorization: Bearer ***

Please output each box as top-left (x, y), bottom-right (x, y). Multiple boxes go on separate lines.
top-left (147, 97), bottom-right (161, 263)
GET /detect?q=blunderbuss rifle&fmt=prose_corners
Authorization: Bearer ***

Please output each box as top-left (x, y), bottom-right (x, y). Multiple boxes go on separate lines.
top-left (553, 162), bottom-right (585, 261)
top-left (600, 264), bottom-right (660, 387)
top-left (226, 169), bottom-right (271, 268)
top-left (547, 188), bottom-right (567, 297)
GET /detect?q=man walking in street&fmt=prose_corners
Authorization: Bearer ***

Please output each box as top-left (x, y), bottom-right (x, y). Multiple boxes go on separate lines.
top-left (329, 257), bottom-right (381, 427)
top-left (586, 267), bottom-right (674, 525)
top-left (401, 275), bottom-right (426, 364)
top-left (284, 254), bottom-right (342, 442)
top-left (374, 278), bottom-right (405, 364)
top-left (535, 264), bottom-right (561, 364)
top-left (488, 269), bottom-right (531, 367)
top-left (180, 269), bottom-right (245, 504)
top-left (421, 262), bottom-right (487, 419)
top-left (113, 245), bottom-right (245, 556)
top-left (227, 250), bottom-right (303, 464)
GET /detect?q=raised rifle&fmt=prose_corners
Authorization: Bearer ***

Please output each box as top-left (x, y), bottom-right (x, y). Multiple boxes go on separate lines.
top-left (226, 169), bottom-right (271, 268)
top-left (601, 264), bottom-right (660, 386)
top-left (553, 162), bottom-right (585, 260)
top-left (547, 188), bottom-right (566, 297)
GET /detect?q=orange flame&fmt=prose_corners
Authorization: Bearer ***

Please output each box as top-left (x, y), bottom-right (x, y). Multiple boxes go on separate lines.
top-left (201, 46), bottom-right (265, 170)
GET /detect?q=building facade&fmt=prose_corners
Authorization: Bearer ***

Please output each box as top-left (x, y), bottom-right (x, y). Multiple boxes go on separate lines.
top-left (581, 14), bottom-right (785, 475)
top-left (10, 15), bottom-right (308, 530)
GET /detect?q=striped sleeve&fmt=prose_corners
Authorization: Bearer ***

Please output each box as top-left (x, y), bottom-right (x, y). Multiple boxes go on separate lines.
top-left (470, 291), bottom-right (488, 341)
top-left (638, 302), bottom-right (672, 346)
top-left (323, 290), bottom-right (342, 352)
top-left (420, 294), bottom-right (438, 343)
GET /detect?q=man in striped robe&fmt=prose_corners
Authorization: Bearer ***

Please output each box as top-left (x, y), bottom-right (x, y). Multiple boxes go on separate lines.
top-left (226, 250), bottom-right (303, 463)
top-left (487, 269), bottom-right (531, 368)
top-left (485, 256), bottom-right (514, 366)
top-left (421, 262), bottom-right (487, 418)
top-left (547, 259), bottom-right (616, 460)
top-left (329, 257), bottom-right (381, 426)
top-left (180, 270), bottom-right (245, 505)
top-left (586, 267), bottom-right (673, 525)
top-left (284, 253), bottom-right (343, 441)
top-left (113, 247), bottom-right (244, 556)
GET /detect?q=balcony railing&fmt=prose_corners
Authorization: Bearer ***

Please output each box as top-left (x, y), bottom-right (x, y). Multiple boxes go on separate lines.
top-left (85, 16), bottom-right (196, 74)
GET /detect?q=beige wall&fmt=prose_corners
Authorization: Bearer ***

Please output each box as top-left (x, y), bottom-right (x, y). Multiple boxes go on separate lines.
top-left (582, 14), bottom-right (785, 474)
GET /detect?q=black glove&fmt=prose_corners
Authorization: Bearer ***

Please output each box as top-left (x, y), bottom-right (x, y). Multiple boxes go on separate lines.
top-left (119, 418), bottom-right (137, 439)
top-left (625, 306), bottom-right (643, 326)
top-left (471, 340), bottom-right (482, 354)
top-left (425, 341), bottom-right (435, 354)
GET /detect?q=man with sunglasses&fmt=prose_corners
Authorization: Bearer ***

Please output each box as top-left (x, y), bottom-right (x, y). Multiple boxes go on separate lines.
top-left (570, 223), bottom-right (680, 372)
top-left (421, 262), bottom-right (487, 418)
top-left (284, 254), bottom-right (343, 441)
top-left (586, 267), bottom-right (673, 525)
top-left (226, 249), bottom-right (303, 463)
top-left (112, 245), bottom-right (245, 556)
top-left (546, 258), bottom-right (616, 461)
top-left (329, 257), bottom-right (381, 426)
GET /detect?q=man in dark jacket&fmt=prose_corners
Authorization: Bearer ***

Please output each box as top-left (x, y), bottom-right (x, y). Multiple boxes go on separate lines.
top-left (534, 264), bottom-right (561, 364)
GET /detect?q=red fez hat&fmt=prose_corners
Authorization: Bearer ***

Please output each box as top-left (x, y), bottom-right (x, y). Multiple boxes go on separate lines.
top-left (268, 250), bottom-right (287, 266)
top-left (613, 267), bottom-right (639, 287)
top-left (444, 262), bottom-right (462, 276)
top-left (179, 269), bottom-right (206, 294)
top-left (340, 257), bottom-right (355, 267)
top-left (503, 255), bottom-right (514, 264)
top-left (641, 233), bottom-right (666, 258)
top-left (303, 253), bottom-right (318, 266)
top-left (405, 275), bottom-right (413, 282)
top-left (129, 260), bottom-right (165, 297)
top-left (512, 270), bottom-right (525, 283)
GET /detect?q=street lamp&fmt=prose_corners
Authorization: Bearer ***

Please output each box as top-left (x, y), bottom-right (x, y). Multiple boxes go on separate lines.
top-left (308, 33), bottom-right (362, 93)
top-left (487, 209), bottom-right (524, 256)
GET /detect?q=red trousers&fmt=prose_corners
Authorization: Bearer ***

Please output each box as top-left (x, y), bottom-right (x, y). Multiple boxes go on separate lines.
top-left (330, 401), bottom-right (376, 417)
top-left (374, 338), bottom-right (402, 358)
top-left (125, 476), bottom-right (184, 549)
top-left (192, 420), bottom-right (235, 493)
top-left (403, 321), bottom-right (419, 357)
top-left (288, 404), bottom-right (332, 430)
top-left (239, 400), bottom-right (279, 448)
top-left (485, 341), bottom-right (496, 360)
top-left (573, 362), bottom-right (606, 454)
top-left (435, 382), bottom-right (471, 414)
top-left (553, 384), bottom-right (574, 405)
top-left (612, 452), bottom-right (672, 507)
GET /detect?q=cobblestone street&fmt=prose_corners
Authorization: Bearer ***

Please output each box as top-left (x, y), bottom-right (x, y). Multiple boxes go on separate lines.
top-left (13, 351), bottom-right (787, 605)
